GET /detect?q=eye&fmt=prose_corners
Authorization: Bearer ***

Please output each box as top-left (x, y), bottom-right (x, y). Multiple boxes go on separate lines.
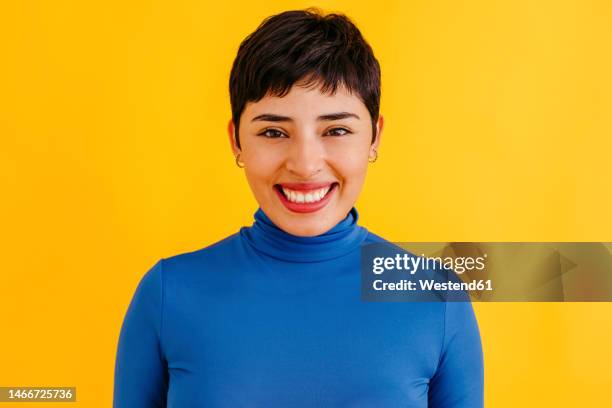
top-left (258, 128), bottom-right (288, 138)
top-left (325, 127), bottom-right (352, 137)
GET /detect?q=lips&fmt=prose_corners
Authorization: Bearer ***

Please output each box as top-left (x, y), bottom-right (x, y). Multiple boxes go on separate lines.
top-left (274, 182), bottom-right (338, 213)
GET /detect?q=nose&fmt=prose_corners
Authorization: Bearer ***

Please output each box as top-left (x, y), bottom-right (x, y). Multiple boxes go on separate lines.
top-left (285, 133), bottom-right (325, 179)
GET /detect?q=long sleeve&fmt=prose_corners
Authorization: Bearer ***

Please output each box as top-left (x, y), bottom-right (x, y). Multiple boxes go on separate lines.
top-left (428, 301), bottom-right (484, 407)
top-left (113, 260), bottom-right (168, 407)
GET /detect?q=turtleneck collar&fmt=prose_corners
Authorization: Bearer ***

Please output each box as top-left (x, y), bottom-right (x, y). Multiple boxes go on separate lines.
top-left (240, 207), bottom-right (369, 263)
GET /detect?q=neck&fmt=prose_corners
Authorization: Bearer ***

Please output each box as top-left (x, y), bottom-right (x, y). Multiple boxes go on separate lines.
top-left (240, 207), bottom-right (369, 262)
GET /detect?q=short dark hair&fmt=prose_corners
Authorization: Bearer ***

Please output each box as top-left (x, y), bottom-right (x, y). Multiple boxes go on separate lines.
top-left (229, 8), bottom-right (381, 149)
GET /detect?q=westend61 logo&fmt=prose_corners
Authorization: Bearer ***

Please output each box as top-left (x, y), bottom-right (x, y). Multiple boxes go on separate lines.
top-left (371, 253), bottom-right (487, 275)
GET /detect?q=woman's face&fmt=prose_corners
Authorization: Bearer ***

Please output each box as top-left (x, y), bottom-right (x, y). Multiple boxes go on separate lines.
top-left (228, 81), bottom-right (383, 237)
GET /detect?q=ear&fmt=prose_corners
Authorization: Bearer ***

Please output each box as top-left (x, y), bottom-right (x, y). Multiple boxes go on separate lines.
top-left (227, 119), bottom-right (241, 156)
top-left (371, 114), bottom-right (384, 153)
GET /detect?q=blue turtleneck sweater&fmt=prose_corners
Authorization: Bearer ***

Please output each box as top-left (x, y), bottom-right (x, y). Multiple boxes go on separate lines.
top-left (114, 207), bottom-right (483, 407)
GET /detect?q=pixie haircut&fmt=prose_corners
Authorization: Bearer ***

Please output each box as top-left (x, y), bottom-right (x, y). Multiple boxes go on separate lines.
top-left (229, 8), bottom-right (381, 149)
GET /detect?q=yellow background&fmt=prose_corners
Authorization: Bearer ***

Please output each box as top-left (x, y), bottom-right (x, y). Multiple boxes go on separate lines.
top-left (2, 0), bottom-right (611, 406)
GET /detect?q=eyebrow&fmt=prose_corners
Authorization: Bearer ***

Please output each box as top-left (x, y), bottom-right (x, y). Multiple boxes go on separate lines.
top-left (251, 112), bottom-right (360, 122)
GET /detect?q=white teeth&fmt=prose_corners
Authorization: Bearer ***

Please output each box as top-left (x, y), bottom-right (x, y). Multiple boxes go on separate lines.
top-left (280, 185), bottom-right (332, 204)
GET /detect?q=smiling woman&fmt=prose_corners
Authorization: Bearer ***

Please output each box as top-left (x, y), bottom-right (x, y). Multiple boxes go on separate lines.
top-left (114, 8), bottom-right (484, 408)
top-left (230, 82), bottom-right (381, 235)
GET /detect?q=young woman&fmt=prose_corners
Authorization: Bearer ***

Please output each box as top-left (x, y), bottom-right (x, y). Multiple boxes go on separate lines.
top-left (114, 9), bottom-right (484, 407)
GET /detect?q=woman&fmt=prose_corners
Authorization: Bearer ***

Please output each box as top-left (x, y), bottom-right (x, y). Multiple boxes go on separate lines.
top-left (114, 9), bottom-right (484, 407)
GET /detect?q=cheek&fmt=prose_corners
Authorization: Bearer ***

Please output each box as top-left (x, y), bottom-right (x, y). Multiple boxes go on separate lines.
top-left (243, 146), bottom-right (284, 182)
top-left (242, 151), bottom-right (285, 203)
top-left (332, 158), bottom-right (368, 210)
top-left (329, 144), bottom-right (370, 184)
top-left (335, 156), bottom-right (369, 188)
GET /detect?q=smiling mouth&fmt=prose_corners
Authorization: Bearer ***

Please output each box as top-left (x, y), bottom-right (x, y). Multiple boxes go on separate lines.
top-left (273, 182), bottom-right (339, 213)
top-left (274, 183), bottom-right (336, 203)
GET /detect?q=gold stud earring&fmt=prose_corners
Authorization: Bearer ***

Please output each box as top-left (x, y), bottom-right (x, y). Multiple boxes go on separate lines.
top-left (368, 149), bottom-right (378, 163)
top-left (235, 153), bottom-right (245, 168)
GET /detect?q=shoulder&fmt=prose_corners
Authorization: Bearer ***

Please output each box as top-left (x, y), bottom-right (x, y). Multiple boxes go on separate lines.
top-left (156, 232), bottom-right (244, 282)
top-left (164, 232), bottom-right (241, 262)
top-left (362, 229), bottom-right (391, 245)
top-left (361, 228), bottom-right (410, 256)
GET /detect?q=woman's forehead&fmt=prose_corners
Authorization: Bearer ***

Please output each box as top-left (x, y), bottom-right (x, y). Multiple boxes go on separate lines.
top-left (243, 83), bottom-right (367, 121)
